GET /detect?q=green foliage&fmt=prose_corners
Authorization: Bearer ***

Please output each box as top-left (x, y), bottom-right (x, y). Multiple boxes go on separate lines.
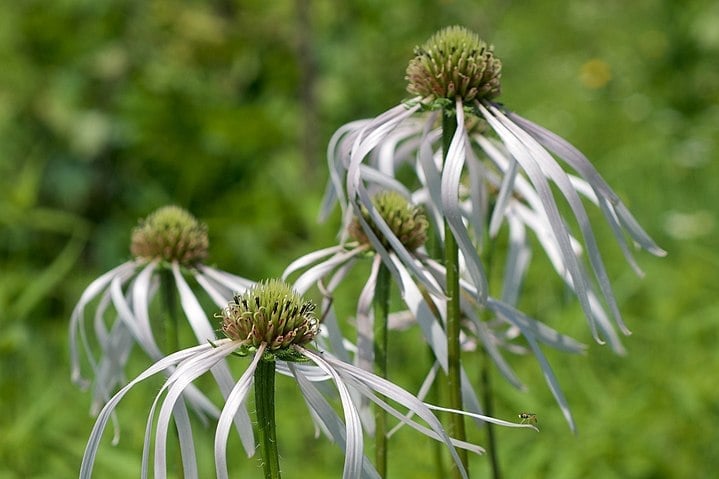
top-left (1, 0), bottom-right (717, 477)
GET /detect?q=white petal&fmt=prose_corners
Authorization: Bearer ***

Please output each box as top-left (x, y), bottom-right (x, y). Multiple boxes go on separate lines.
top-left (479, 102), bottom-right (603, 343)
top-left (172, 262), bottom-right (256, 456)
top-left (79, 342), bottom-right (222, 479)
top-left (282, 245), bottom-right (347, 282)
top-left (507, 111), bottom-right (666, 258)
top-left (197, 265), bottom-right (254, 293)
top-left (69, 261), bottom-right (137, 386)
top-left (215, 345), bottom-right (264, 478)
top-left (290, 246), bottom-right (365, 296)
top-left (317, 352), bottom-right (472, 478)
top-left (289, 364), bottom-right (380, 479)
top-left (301, 348), bottom-right (364, 479)
top-left (152, 342), bottom-right (237, 478)
top-left (440, 101), bottom-right (489, 300)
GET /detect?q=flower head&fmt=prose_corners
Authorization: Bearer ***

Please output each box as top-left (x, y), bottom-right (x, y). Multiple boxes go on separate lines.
top-left (348, 190), bottom-right (428, 252)
top-left (69, 205), bottom-right (256, 450)
top-left (320, 26), bottom-right (665, 431)
top-left (220, 279), bottom-right (319, 355)
top-left (406, 25), bottom-right (502, 105)
top-left (130, 205), bottom-right (209, 265)
top-left (79, 279), bottom-right (537, 479)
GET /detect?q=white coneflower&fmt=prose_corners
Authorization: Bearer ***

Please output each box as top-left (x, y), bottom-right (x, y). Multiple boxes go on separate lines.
top-left (322, 25), bottom-right (665, 348)
top-left (79, 279), bottom-right (536, 479)
top-left (288, 190), bottom-right (586, 430)
top-left (69, 205), bottom-right (255, 452)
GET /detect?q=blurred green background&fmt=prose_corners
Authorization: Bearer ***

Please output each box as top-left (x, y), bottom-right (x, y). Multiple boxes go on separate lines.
top-left (1, 0), bottom-right (717, 477)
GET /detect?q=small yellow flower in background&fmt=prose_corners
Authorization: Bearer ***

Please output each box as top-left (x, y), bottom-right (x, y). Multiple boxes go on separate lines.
top-left (579, 58), bottom-right (612, 89)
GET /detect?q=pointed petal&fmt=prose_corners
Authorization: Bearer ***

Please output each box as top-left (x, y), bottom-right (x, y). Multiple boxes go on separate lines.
top-left (172, 262), bottom-right (256, 456)
top-left (479, 102), bottom-right (604, 343)
top-left (440, 102), bottom-right (489, 300)
top-left (301, 348), bottom-right (364, 479)
top-left (79, 342), bottom-right (221, 479)
top-left (215, 346), bottom-right (264, 478)
top-left (290, 363), bottom-right (380, 479)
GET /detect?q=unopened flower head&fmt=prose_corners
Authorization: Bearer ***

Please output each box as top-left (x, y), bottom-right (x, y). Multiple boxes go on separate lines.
top-left (349, 191), bottom-right (428, 252)
top-left (130, 205), bottom-right (209, 265)
top-left (221, 279), bottom-right (319, 355)
top-left (406, 25), bottom-right (502, 105)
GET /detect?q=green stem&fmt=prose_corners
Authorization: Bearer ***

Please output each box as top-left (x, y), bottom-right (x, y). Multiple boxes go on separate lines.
top-left (374, 262), bottom-right (390, 477)
top-left (443, 108), bottom-right (468, 477)
top-left (161, 268), bottom-right (179, 354)
top-left (255, 358), bottom-right (282, 479)
top-left (160, 268), bottom-right (182, 477)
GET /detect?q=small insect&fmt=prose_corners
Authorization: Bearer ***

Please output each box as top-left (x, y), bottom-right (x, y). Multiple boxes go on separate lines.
top-left (518, 412), bottom-right (538, 426)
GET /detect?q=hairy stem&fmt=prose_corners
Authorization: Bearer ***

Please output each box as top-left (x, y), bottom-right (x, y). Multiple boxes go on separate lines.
top-left (255, 359), bottom-right (282, 479)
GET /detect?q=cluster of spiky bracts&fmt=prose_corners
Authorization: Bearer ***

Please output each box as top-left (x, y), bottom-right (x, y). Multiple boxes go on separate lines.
top-left (349, 191), bottom-right (429, 252)
top-left (130, 205), bottom-right (209, 265)
top-left (220, 279), bottom-right (319, 353)
top-left (406, 25), bottom-right (502, 104)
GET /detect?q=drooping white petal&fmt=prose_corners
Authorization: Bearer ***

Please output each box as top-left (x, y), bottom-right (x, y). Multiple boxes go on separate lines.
top-left (507, 111), bottom-right (666, 258)
top-left (478, 102), bottom-right (603, 343)
top-left (197, 265), bottom-right (254, 294)
top-left (79, 342), bottom-right (223, 479)
top-left (111, 269), bottom-right (162, 357)
top-left (440, 100), bottom-right (489, 301)
top-left (501, 212), bottom-right (532, 306)
top-left (149, 342), bottom-right (237, 479)
top-left (70, 261), bottom-right (138, 387)
top-left (193, 269), bottom-right (236, 308)
top-left (215, 345), bottom-right (265, 478)
top-left (359, 164), bottom-right (413, 197)
top-left (349, 104), bottom-right (420, 166)
top-left (486, 298), bottom-right (587, 355)
top-left (282, 245), bottom-right (348, 281)
top-left (524, 334), bottom-right (577, 432)
top-left (129, 261), bottom-right (166, 352)
top-left (290, 246), bottom-right (366, 296)
top-left (290, 363), bottom-right (381, 479)
top-left (425, 404), bottom-right (539, 431)
top-left (493, 106), bottom-right (629, 336)
top-left (315, 350), bottom-right (472, 478)
top-left (301, 348), bottom-right (365, 479)
top-left (321, 119), bottom-right (372, 222)
top-left (355, 254), bottom-right (380, 373)
top-left (172, 262), bottom-right (255, 457)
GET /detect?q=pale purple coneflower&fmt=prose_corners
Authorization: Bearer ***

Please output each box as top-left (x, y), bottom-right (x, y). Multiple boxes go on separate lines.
top-left (289, 190), bottom-right (587, 430)
top-left (69, 205), bottom-right (255, 451)
top-left (79, 279), bottom-right (536, 479)
top-left (321, 26), bottom-right (665, 349)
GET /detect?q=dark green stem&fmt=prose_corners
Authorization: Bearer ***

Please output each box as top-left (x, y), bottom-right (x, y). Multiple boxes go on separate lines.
top-left (160, 268), bottom-right (182, 477)
top-left (443, 108), bottom-right (468, 476)
top-left (255, 358), bottom-right (282, 479)
top-left (374, 262), bottom-right (391, 477)
top-left (161, 268), bottom-right (179, 354)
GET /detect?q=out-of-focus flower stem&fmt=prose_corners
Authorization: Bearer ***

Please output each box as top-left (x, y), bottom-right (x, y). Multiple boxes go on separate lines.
top-left (374, 262), bottom-right (390, 477)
